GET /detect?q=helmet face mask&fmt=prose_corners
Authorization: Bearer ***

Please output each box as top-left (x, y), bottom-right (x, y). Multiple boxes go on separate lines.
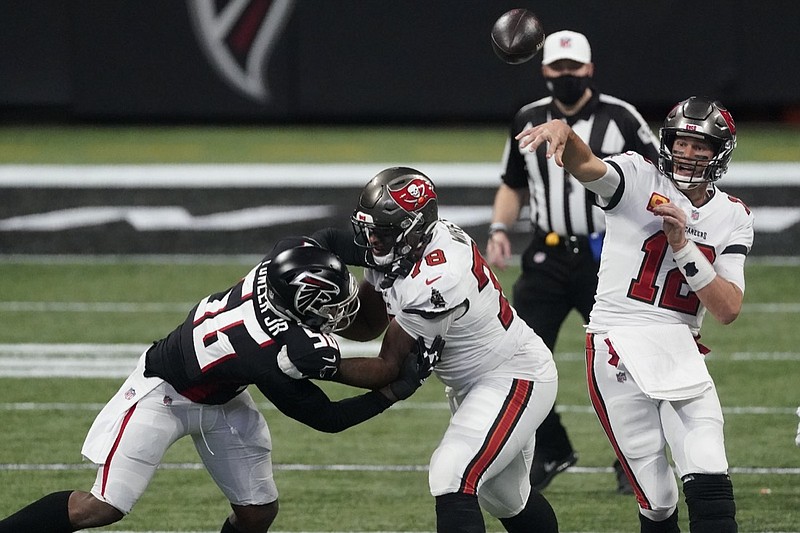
top-left (658, 96), bottom-right (737, 190)
top-left (351, 167), bottom-right (438, 269)
top-left (266, 246), bottom-right (360, 334)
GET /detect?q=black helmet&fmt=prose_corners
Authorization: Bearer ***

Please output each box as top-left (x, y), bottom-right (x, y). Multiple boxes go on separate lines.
top-left (351, 167), bottom-right (438, 269)
top-left (266, 246), bottom-right (359, 334)
top-left (658, 96), bottom-right (737, 189)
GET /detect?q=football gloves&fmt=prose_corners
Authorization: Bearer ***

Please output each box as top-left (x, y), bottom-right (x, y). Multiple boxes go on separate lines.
top-left (389, 335), bottom-right (445, 401)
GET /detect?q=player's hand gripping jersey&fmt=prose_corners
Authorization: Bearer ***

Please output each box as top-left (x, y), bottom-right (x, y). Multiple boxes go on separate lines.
top-left (364, 220), bottom-right (556, 390)
top-left (589, 152), bottom-right (754, 334)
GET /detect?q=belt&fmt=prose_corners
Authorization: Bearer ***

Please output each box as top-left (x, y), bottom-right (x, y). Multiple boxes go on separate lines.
top-left (533, 227), bottom-right (592, 254)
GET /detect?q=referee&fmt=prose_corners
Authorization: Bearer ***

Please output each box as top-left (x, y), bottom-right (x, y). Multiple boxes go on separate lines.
top-left (486, 30), bottom-right (659, 493)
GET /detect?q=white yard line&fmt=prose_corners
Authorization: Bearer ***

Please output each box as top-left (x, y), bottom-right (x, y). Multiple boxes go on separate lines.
top-left (1, 162), bottom-right (797, 188)
top-left (0, 254), bottom-right (799, 266)
top-left (2, 462), bottom-right (797, 475)
top-left (2, 300), bottom-right (798, 313)
top-left (0, 401), bottom-right (794, 416)
top-left (0, 343), bottom-right (798, 378)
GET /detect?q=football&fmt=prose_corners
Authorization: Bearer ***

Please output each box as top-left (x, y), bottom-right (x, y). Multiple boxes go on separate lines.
top-left (490, 8), bottom-right (545, 65)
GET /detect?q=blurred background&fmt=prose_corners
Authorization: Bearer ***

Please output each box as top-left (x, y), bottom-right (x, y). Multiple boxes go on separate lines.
top-left (1, 0), bottom-right (799, 255)
top-left (3, 0), bottom-right (800, 123)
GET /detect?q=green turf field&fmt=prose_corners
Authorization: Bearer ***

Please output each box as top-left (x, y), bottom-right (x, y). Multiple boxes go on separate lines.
top-left (0, 258), bottom-right (797, 532)
top-left (0, 121), bottom-right (798, 530)
top-left (1, 123), bottom-right (799, 163)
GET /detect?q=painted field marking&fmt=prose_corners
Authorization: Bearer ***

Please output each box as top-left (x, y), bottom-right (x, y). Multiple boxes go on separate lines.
top-left (1, 462), bottom-right (797, 476)
top-left (0, 401), bottom-right (795, 416)
top-left (8, 301), bottom-right (800, 313)
top-left (0, 342), bottom-right (798, 378)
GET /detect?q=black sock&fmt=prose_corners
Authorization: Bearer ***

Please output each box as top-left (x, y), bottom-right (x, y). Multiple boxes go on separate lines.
top-left (220, 517), bottom-right (243, 533)
top-left (500, 489), bottom-right (558, 533)
top-left (639, 509), bottom-right (679, 533)
top-left (436, 492), bottom-right (485, 533)
top-left (683, 474), bottom-right (737, 533)
top-left (0, 491), bottom-right (74, 533)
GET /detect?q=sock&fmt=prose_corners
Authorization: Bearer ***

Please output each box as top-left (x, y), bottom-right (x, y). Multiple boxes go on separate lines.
top-left (0, 491), bottom-right (74, 533)
top-left (436, 492), bottom-right (485, 533)
top-left (683, 474), bottom-right (737, 533)
top-left (639, 509), bottom-right (679, 533)
top-left (500, 489), bottom-right (558, 533)
top-left (220, 517), bottom-right (243, 533)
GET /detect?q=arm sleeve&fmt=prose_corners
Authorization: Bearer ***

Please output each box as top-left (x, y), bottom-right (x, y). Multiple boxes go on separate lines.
top-left (257, 376), bottom-right (392, 433)
top-left (582, 161), bottom-right (621, 202)
top-left (311, 227), bottom-right (371, 267)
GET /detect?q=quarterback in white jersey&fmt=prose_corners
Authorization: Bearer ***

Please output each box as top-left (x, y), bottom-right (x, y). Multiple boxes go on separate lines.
top-left (590, 151), bottom-right (753, 333)
top-left (517, 97), bottom-right (751, 533)
top-left (314, 167), bottom-right (559, 533)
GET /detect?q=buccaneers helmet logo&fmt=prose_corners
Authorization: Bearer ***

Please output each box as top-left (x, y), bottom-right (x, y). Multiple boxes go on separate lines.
top-left (388, 178), bottom-right (436, 213)
top-left (290, 272), bottom-right (340, 314)
top-left (187, 0), bottom-right (296, 102)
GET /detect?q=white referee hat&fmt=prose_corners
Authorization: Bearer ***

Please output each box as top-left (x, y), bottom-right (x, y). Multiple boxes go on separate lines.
top-left (542, 30), bottom-right (592, 65)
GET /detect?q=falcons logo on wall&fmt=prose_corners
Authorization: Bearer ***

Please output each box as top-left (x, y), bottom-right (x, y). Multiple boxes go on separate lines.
top-left (187, 0), bottom-right (296, 102)
top-left (290, 272), bottom-right (340, 314)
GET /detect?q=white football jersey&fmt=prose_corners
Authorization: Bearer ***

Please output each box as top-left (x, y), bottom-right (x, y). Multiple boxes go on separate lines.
top-left (365, 220), bottom-right (556, 390)
top-left (589, 152), bottom-right (754, 333)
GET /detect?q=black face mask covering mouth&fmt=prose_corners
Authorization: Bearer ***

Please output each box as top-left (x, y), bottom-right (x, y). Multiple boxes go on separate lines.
top-left (546, 75), bottom-right (591, 105)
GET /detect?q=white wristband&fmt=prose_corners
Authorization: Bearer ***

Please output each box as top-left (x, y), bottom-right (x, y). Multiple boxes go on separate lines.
top-left (488, 222), bottom-right (509, 236)
top-left (672, 240), bottom-right (716, 292)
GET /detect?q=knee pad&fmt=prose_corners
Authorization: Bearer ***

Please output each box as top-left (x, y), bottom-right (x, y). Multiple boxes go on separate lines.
top-left (683, 474), bottom-right (737, 533)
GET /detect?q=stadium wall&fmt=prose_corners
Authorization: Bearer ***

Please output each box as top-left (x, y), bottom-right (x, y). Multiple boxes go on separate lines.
top-left (1, 1), bottom-right (799, 123)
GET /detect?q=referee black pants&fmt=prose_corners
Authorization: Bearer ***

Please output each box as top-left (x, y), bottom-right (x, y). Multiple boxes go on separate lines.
top-left (512, 233), bottom-right (599, 459)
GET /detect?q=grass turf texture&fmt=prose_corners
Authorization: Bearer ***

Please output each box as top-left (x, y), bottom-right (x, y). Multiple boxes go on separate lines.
top-left (1, 123), bottom-right (799, 164)
top-left (0, 259), bottom-right (798, 531)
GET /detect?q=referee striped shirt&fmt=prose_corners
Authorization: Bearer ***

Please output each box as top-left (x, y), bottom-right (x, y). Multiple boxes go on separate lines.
top-left (500, 92), bottom-right (659, 237)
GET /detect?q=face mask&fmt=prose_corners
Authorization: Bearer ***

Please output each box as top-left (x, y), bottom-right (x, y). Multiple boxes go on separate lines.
top-left (546, 75), bottom-right (591, 105)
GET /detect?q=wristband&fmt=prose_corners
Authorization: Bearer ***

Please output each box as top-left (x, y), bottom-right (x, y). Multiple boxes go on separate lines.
top-left (489, 222), bottom-right (509, 236)
top-left (672, 240), bottom-right (716, 292)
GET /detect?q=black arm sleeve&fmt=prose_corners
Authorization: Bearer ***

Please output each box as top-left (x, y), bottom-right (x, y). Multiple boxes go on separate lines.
top-left (311, 227), bottom-right (371, 267)
top-left (257, 375), bottom-right (392, 433)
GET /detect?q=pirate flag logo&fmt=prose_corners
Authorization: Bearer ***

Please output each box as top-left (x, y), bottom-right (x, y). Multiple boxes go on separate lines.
top-left (388, 178), bottom-right (436, 213)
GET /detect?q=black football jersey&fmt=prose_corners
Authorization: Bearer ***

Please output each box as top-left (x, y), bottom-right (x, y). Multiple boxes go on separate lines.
top-left (145, 259), bottom-right (341, 404)
top-left (144, 247), bottom-right (392, 432)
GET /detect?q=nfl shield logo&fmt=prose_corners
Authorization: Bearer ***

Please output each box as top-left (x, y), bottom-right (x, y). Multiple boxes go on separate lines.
top-left (124, 387), bottom-right (136, 400)
top-left (616, 372), bottom-right (627, 383)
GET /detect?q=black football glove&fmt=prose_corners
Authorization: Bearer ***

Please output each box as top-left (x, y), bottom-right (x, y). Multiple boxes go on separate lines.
top-left (389, 335), bottom-right (445, 401)
top-left (415, 334), bottom-right (444, 383)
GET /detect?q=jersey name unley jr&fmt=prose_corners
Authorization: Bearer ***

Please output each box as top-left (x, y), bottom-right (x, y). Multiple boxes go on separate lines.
top-left (365, 220), bottom-right (557, 390)
top-left (144, 259), bottom-right (342, 405)
top-left (589, 152), bottom-right (754, 334)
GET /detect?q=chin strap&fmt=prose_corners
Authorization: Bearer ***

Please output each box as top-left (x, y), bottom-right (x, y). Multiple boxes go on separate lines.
top-left (379, 257), bottom-right (415, 289)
